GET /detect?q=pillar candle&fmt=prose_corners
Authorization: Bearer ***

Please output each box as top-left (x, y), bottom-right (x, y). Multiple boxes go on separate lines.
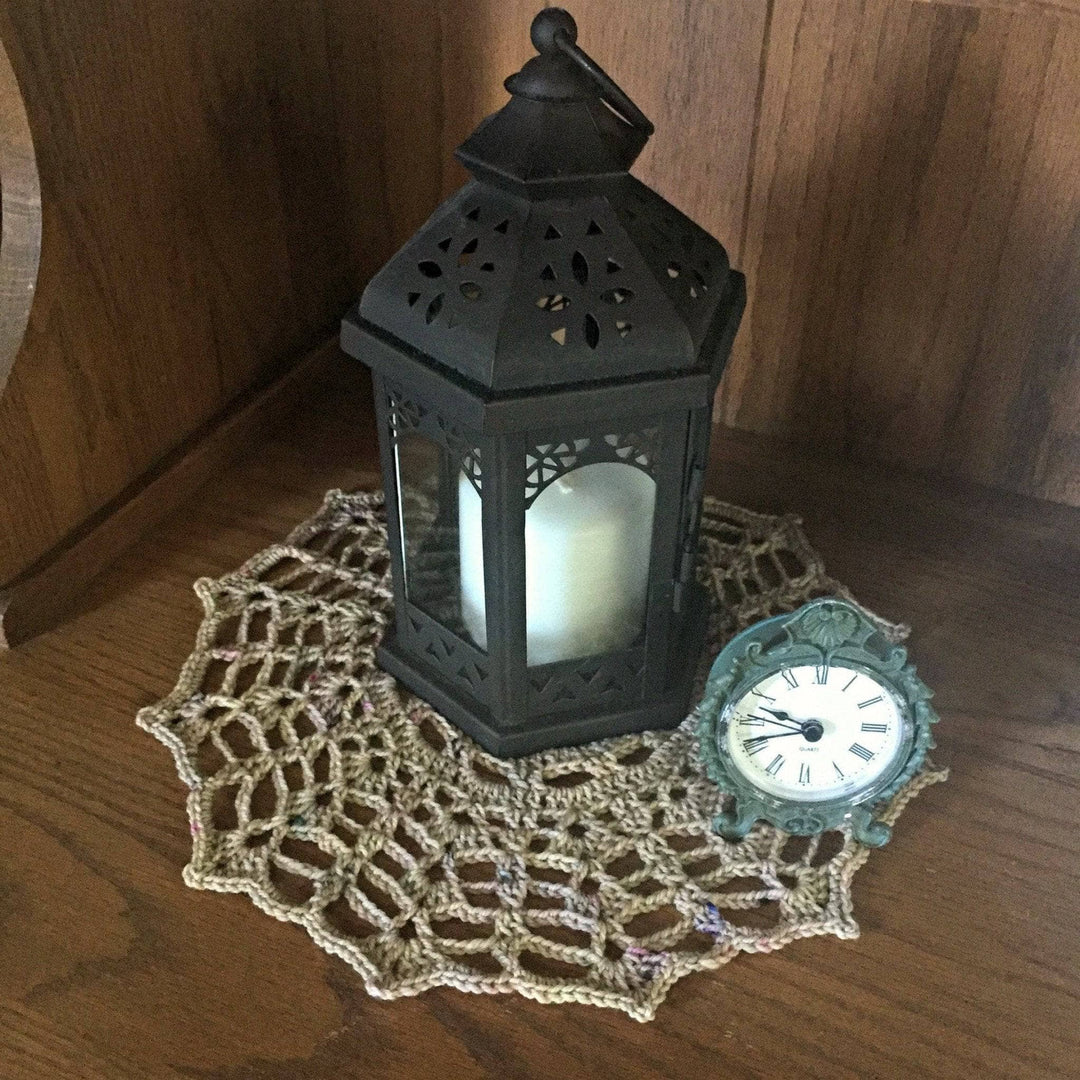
top-left (458, 461), bottom-right (656, 666)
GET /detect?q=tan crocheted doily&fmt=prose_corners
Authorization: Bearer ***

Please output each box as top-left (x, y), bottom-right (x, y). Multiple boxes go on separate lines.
top-left (138, 490), bottom-right (946, 1022)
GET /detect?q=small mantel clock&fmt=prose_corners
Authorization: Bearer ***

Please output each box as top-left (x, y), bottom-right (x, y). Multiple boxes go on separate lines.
top-left (697, 598), bottom-right (939, 846)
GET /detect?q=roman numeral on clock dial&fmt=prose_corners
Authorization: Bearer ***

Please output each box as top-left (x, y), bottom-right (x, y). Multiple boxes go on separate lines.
top-left (781, 669), bottom-right (799, 689)
top-left (861, 722), bottom-right (888, 733)
top-left (798, 763), bottom-right (811, 785)
top-left (849, 743), bottom-right (874, 761)
top-left (765, 754), bottom-right (785, 776)
top-left (858, 695), bottom-right (884, 709)
top-left (744, 735), bottom-right (769, 753)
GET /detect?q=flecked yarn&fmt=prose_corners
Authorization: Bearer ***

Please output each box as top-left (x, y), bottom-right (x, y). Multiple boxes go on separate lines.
top-left (138, 490), bottom-right (945, 1021)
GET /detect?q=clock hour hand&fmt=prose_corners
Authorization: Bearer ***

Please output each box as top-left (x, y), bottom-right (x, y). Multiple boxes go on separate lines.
top-left (755, 708), bottom-right (803, 731)
top-left (762, 707), bottom-right (825, 744)
top-left (762, 707), bottom-right (801, 725)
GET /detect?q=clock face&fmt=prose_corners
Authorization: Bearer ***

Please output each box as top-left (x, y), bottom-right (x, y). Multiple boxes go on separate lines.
top-left (723, 664), bottom-right (908, 803)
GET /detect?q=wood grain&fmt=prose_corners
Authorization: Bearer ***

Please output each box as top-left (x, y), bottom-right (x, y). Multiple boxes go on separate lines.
top-left (0, 336), bottom-right (339, 648)
top-left (0, 364), bottom-right (1076, 1079)
top-left (2, 0), bottom-right (1079, 629)
top-left (912, 0), bottom-right (1080, 17)
top-left (0, 31), bottom-right (39, 398)
top-left (0, 2), bottom-right (362, 585)
top-left (719, 0), bottom-right (1080, 505)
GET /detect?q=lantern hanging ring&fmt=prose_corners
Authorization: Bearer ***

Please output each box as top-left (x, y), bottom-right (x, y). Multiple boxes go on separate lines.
top-left (532, 8), bottom-right (655, 137)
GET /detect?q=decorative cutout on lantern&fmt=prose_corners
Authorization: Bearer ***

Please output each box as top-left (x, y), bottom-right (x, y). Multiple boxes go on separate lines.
top-left (438, 417), bottom-right (482, 498)
top-left (406, 606), bottom-right (490, 702)
top-left (387, 387), bottom-right (427, 436)
top-left (523, 430), bottom-right (657, 507)
top-left (524, 440), bottom-right (588, 505)
top-left (387, 385), bottom-right (481, 498)
top-left (526, 208), bottom-right (655, 355)
top-left (615, 184), bottom-right (718, 324)
top-left (529, 650), bottom-right (646, 710)
top-left (536, 294), bottom-right (571, 312)
top-left (390, 193), bottom-right (524, 339)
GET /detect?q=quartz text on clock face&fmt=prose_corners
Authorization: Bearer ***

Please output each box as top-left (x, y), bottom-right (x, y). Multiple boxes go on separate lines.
top-left (724, 664), bottom-right (904, 802)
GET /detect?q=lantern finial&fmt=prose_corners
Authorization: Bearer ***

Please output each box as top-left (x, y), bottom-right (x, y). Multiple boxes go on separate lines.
top-left (530, 8), bottom-right (577, 54)
top-left (523, 8), bottom-right (654, 137)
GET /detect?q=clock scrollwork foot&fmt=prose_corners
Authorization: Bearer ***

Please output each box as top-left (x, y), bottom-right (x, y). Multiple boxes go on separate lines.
top-left (850, 807), bottom-right (891, 847)
top-left (712, 800), bottom-right (761, 842)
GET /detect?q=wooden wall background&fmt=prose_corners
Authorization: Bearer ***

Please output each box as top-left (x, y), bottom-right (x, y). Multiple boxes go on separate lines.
top-left (0, 0), bottom-right (1077, 591)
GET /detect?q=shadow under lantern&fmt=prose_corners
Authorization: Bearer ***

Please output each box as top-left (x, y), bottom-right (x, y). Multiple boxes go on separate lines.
top-left (341, 8), bottom-right (745, 756)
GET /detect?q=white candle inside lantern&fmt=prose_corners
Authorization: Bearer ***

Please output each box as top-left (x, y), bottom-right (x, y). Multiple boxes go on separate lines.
top-left (458, 461), bottom-right (656, 666)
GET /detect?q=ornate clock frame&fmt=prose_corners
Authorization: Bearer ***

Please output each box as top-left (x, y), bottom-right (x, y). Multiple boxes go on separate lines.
top-left (696, 597), bottom-right (939, 846)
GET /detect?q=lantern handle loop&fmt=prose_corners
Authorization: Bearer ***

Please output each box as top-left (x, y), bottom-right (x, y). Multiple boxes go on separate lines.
top-left (531, 9), bottom-right (655, 137)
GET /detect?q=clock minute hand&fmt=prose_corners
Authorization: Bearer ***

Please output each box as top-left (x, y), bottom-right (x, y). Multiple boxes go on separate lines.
top-left (751, 718), bottom-right (802, 735)
top-left (744, 730), bottom-right (803, 747)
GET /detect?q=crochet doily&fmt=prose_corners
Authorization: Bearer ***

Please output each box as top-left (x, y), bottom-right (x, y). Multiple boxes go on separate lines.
top-left (138, 490), bottom-right (946, 1021)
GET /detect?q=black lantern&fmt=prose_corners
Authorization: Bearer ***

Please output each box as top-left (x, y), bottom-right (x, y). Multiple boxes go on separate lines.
top-left (341, 8), bottom-right (744, 756)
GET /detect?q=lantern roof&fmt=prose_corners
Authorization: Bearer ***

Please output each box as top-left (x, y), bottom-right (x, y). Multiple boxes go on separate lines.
top-left (455, 8), bottom-right (650, 194)
top-left (347, 9), bottom-right (744, 397)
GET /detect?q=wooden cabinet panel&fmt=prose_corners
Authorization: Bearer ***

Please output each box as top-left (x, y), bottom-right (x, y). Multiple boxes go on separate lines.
top-left (1, 0), bottom-right (1078, 596)
top-left (0, 1), bottom-right (362, 582)
top-left (719, 0), bottom-right (1080, 503)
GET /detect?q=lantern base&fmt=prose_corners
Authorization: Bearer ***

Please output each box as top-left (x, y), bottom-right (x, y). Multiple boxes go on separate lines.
top-left (376, 586), bottom-right (709, 758)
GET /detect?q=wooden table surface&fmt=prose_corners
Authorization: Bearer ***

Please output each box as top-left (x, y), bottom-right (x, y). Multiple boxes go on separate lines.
top-left (2, 361), bottom-right (1078, 1080)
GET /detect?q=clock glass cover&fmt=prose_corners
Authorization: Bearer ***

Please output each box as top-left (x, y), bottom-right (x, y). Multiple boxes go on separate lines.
top-left (724, 664), bottom-right (907, 802)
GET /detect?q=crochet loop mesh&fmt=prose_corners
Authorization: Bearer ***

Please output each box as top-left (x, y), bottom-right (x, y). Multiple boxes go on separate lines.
top-left (138, 490), bottom-right (945, 1021)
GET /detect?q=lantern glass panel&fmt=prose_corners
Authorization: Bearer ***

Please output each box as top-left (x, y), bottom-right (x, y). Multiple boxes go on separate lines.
top-left (394, 430), bottom-right (479, 646)
top-left (511, 426), bottom-right (663, 667)
top-left (457, 452), bottom-right (657, 667)
top-left (524, 460), bottom-right (655, 666)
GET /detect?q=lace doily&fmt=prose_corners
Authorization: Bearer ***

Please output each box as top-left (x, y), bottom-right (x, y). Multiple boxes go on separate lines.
top-left (138, 491), bottom-right (946, 1021)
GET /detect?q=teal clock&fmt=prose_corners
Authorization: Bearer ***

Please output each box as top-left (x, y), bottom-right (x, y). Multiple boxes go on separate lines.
top-left (696, 598), bottom-right (939, 847)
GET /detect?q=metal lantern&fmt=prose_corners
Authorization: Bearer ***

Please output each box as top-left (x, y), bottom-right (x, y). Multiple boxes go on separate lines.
top-left (340, 8), bottom-right (745, 756)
